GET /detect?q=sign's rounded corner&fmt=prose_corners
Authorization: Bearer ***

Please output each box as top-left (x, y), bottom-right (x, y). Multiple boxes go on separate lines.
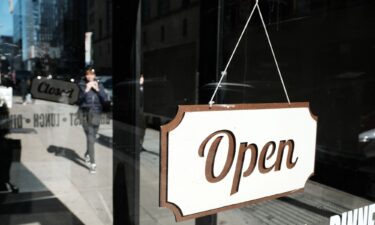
top-left (300, 102), bottom-right (318, 121)
top-left (161, 200), bottom-right (186, 222)
top-left (160, 105), bottom-right (186, 132)
top-left (308, 107), bottom-right (318, 122)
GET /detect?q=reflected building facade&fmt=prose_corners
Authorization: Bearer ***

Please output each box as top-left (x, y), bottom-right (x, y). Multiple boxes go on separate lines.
top-left (87, 0), bottom-right (112, 74)
top-left (0, 36), bottom-right (14, 73)
top-left (13, 1), bottom-right (22, 47)
top-left (12, 0), bottom-right (86, 75)
top-left (141, 0), bottom-right (200, 107)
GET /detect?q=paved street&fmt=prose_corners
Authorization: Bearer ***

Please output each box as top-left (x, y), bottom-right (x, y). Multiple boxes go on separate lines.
top-left (1, 97), bottom-right (372, 225)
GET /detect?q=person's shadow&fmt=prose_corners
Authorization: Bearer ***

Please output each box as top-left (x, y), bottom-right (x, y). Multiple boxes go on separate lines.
top-left (47, 145), bottom-right (89, 170)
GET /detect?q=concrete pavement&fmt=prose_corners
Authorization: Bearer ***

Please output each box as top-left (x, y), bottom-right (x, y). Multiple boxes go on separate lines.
top-left (4, 97), bottom-right (112, 225)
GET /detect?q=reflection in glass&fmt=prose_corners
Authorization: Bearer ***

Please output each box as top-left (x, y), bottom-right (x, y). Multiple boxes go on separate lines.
top-left (1, 0), bottom-right (113, 224)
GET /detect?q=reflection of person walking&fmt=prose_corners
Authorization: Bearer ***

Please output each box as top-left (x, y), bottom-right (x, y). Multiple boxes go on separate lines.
top-left (0, 103), bottom-right (19, 193)
top-left (20, 77), bottom-right (28, 105)
top-left (77, 67), bottom-right (107, 174)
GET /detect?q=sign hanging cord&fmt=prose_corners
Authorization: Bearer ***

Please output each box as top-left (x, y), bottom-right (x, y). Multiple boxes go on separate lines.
top-left (256, 3), bottom-right (290, 104)
top-left (209, 0), bottom-right (291, 107)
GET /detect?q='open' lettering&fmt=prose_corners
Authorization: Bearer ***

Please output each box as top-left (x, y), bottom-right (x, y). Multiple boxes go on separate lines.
top-left (198, 130), bottom-right (298, 195)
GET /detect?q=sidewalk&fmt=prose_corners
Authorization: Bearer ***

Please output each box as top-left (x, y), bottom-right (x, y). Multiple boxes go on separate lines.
top-left (3, 97), bottom-right (112, 225)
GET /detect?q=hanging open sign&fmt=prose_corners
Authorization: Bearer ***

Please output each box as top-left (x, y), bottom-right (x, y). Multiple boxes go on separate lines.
top-left (160, 102), bottom-right (317, 221)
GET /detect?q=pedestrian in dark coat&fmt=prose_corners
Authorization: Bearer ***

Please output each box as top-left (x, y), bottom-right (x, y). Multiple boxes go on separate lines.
top-left (77, 67), bottom-right (107, 174)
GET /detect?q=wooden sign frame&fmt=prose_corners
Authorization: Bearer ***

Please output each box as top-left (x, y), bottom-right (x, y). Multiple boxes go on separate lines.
top-left (160, 102), bottom-right (317, 221)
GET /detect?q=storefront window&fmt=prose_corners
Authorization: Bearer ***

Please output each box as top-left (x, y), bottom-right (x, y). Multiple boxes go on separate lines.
top-left (137, 0), bottom-right (375, 224)
top-left (1, 0), bottom-right (375, 224)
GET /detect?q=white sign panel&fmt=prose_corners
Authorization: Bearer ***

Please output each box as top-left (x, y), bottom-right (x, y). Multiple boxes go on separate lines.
top-left (0, 86), bottom-right (13, 108)
top-left (160, 102), bottom-right (317, 221)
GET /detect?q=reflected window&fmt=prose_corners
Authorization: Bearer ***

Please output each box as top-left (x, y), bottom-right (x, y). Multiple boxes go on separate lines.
top-left (143, 31), bottom-right (148, 46)
top-left (142, 0), bottom-right (151, 20)
top-left (89, 13), bottom-right (95, 25)
top-left (89, 0), bottom-right (94, 8)
top-left (99, 19), bottom-right (103, 39)
top-left (182, 0), bottom-right (190, 8)
top-left (160, 25), bottom-right (165, 42)
top-left (182, 18), bottom-right (188, 38)
top-left (158, 0), bottom-right (169, 16)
